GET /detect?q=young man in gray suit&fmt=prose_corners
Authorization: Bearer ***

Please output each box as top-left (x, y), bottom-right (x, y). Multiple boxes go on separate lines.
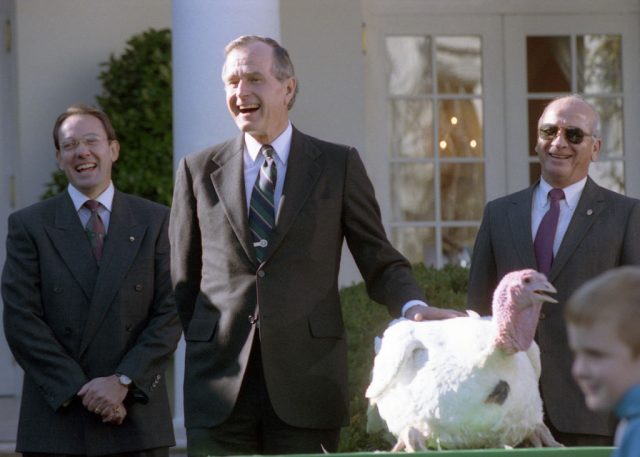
top-left (2, 104), bottom-right (182, 456)
top-left (170, 35), bottom-right (464, 456)
top-left (467, 95), bottom-right (640, 445)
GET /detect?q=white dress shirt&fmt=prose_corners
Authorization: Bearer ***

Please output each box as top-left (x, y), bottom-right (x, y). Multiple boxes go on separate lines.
top-left (242, 123), bottom-right (428, 315)
top-left (68, 182), bottom-right (115, 232)
top-left (243, 123), bottom-right (291, 218)
top-left (532, 177), bottom-right (587, 256)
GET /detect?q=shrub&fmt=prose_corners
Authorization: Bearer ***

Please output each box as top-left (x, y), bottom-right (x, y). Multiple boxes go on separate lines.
top-left (338, 263), bottom-right (469, 452)
top-left (42, 28), bottom-right (173, 205)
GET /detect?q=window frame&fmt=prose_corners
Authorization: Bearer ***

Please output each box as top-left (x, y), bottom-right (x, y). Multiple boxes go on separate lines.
top-left (364, 13), bottom-right (505, 267)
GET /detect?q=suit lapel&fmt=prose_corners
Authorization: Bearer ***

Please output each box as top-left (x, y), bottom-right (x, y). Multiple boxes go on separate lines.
top-left (209, 135), bottom-right (256, 262)
top-left (264, 128), bottom-right (322, 261)
top-left (79, 191), bottom-right (146, 355)
top-left (45, 193), bottom-right (97, 300)
top-left (507, 186), bottom-right (537, 267)
top-left (549, 177), bottom-right (603, 280)
top-left (208, 129), bottom-right (323, 265)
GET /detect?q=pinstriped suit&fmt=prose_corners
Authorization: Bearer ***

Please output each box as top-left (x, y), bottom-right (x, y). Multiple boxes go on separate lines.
top-left (2, 190), bottom-right (181, 455)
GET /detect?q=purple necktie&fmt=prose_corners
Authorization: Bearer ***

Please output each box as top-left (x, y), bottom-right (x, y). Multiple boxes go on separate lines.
top-left (83, 199), bottom-right (106, 261)
top-left (534, 188), bottom-right (565, 275)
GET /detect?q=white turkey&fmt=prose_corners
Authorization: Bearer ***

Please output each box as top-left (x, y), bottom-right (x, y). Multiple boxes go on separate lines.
top-left (366, 269), bottom-right (562, 451)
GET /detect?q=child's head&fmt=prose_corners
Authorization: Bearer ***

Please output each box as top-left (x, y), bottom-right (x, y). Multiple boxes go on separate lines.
top-left (565, 266), bottom-right (640, 412)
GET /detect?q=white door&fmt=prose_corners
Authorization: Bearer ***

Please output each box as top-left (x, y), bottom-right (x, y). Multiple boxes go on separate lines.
top-left (504, 14), bottom-right (640, 198)
top-left (364, 6), bottom-right (640, 269)
top-left (0, 2), bottom-right (20, 395)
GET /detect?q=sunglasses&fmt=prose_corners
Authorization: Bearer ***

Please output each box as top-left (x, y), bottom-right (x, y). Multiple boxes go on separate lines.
top-left (538, 124), bottom-right (593, 145)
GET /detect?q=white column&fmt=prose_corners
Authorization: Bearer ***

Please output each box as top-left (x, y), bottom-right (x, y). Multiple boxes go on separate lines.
top-left (172, 0), bottom-right (281, 165)
top-left (171, 0), bottom-right (281, 447)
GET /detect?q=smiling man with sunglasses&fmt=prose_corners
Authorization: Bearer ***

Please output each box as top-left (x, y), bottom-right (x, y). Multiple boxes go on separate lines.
top-left (467, 95), bottom-right (640, 446)
top-left (536, 96), bottom-right (601, 190)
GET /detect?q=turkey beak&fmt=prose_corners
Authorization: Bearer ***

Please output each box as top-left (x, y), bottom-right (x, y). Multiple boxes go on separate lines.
top-left (534, 281), bottom-right (558, 304)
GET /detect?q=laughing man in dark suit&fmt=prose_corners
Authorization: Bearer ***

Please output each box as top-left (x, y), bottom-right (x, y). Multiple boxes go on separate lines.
top-left (169, 35), bottom-right (464, 457)
top-left (2, 104), bottom-right (182, 457)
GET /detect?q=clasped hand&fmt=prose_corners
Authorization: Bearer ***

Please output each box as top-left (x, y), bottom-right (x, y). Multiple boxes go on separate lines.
top-left (78, 375), bottom-right (129, 425)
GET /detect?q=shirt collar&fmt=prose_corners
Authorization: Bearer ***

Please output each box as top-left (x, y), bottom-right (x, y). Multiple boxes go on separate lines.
top-left (537, 176), bottom-right (587, 210)
top-left (68, 182), bottom-right (115, 212)
top-left (244, 122), bottom-right (292, 165)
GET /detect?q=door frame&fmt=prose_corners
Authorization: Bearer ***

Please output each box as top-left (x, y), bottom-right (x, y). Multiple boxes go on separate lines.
top-left (0, 0), bottom-right (20, 396)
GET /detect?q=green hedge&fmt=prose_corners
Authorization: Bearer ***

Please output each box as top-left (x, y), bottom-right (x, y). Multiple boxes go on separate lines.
top-left (43, 28), bottom-right (173, 205)
top-left (339, 263), bottom-right (469, 452)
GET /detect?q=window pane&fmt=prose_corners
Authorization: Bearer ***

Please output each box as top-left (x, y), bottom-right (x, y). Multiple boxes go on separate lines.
top-left (387, 36), bottom-right (432, 96)
top-left (586, 97), bottom-right (623, 158)
top-left (391, 163), bottom-right (435, 221)
top-left (590, 160), bottom-right (625, 194)
top-left (436, 36), bottom-right (482, 95)
top-left (392, 227), bottom-right (436, 267)
top-left (577, 35), bottom-right (622, 93)
top-left (442, 226), bottom-right (478, 268)
top-left (529, 162), bottom-right (541, 186)
top-left (391, 99), bottom-right (433, 158)
top-left (441, 163), bottom-right (485, 221)
top-left (438, 99), bottom-right (483, 158)
top-left (528, 98), bottom-right (552, 157)
top-left (527, 36), bottom-right (571, 93)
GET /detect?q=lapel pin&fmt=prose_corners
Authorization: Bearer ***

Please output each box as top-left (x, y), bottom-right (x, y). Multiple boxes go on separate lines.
top-left (129, 236), bottom-right (135, 242)
top-left (586, 209), bottom-right (593, 216)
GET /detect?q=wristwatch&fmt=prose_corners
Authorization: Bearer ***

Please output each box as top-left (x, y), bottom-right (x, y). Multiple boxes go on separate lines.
top-left (115, 373), bottom-right (132, 387)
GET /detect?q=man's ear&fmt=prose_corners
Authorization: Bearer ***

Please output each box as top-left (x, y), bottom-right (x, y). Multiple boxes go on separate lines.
top-left (591, 137), bottom-right (601, 162)
top-left (110, 140), bottom-right (121, 163)
top-left (285, 77), bottom-right (296, 99)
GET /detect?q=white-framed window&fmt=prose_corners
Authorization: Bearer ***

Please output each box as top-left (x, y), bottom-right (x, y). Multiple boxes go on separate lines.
top-left (364, 14), bottom-right (504, 268)
top-left (386, 34), bottom-right (485, 268)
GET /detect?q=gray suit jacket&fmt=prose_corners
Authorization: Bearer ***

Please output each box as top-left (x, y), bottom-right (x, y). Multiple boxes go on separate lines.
top-left (170, 127), bottom-right (424, 429)
top-left (467, 177), bottom-right (640, 436)
top-left (2, 190), bottom-right (182, 455)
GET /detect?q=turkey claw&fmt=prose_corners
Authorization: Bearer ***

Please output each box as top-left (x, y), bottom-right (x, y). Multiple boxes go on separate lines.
top-left (391, 427), bottom-right (428, 452)
top-left (527, 423), bottom-right (563, 447)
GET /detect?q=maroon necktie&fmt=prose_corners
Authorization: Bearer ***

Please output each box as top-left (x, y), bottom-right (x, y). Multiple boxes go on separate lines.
top-left (534, 188), bottom-right (565, 275)
top-left (83, 200), bottom-right (105, 261)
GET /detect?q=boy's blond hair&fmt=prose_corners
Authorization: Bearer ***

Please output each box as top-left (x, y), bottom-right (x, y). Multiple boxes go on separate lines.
top-left (565, 266), bottom-right (640, 356)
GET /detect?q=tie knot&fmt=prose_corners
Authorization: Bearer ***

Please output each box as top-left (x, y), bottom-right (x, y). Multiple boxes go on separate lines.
top-left (261, 144), bottom-right (274, 160)
top-left (549, 188), bottom-right (565, 201)
top-left (83, 199), bottom-right (100, 212)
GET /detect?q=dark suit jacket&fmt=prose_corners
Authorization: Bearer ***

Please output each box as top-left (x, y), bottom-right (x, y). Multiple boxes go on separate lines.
top-left (170, 127), bottom-right (424, 430)
top-left (2, 190), bottom-right (182, 455)
top-left (467, 177), bottom-right (640, 436)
